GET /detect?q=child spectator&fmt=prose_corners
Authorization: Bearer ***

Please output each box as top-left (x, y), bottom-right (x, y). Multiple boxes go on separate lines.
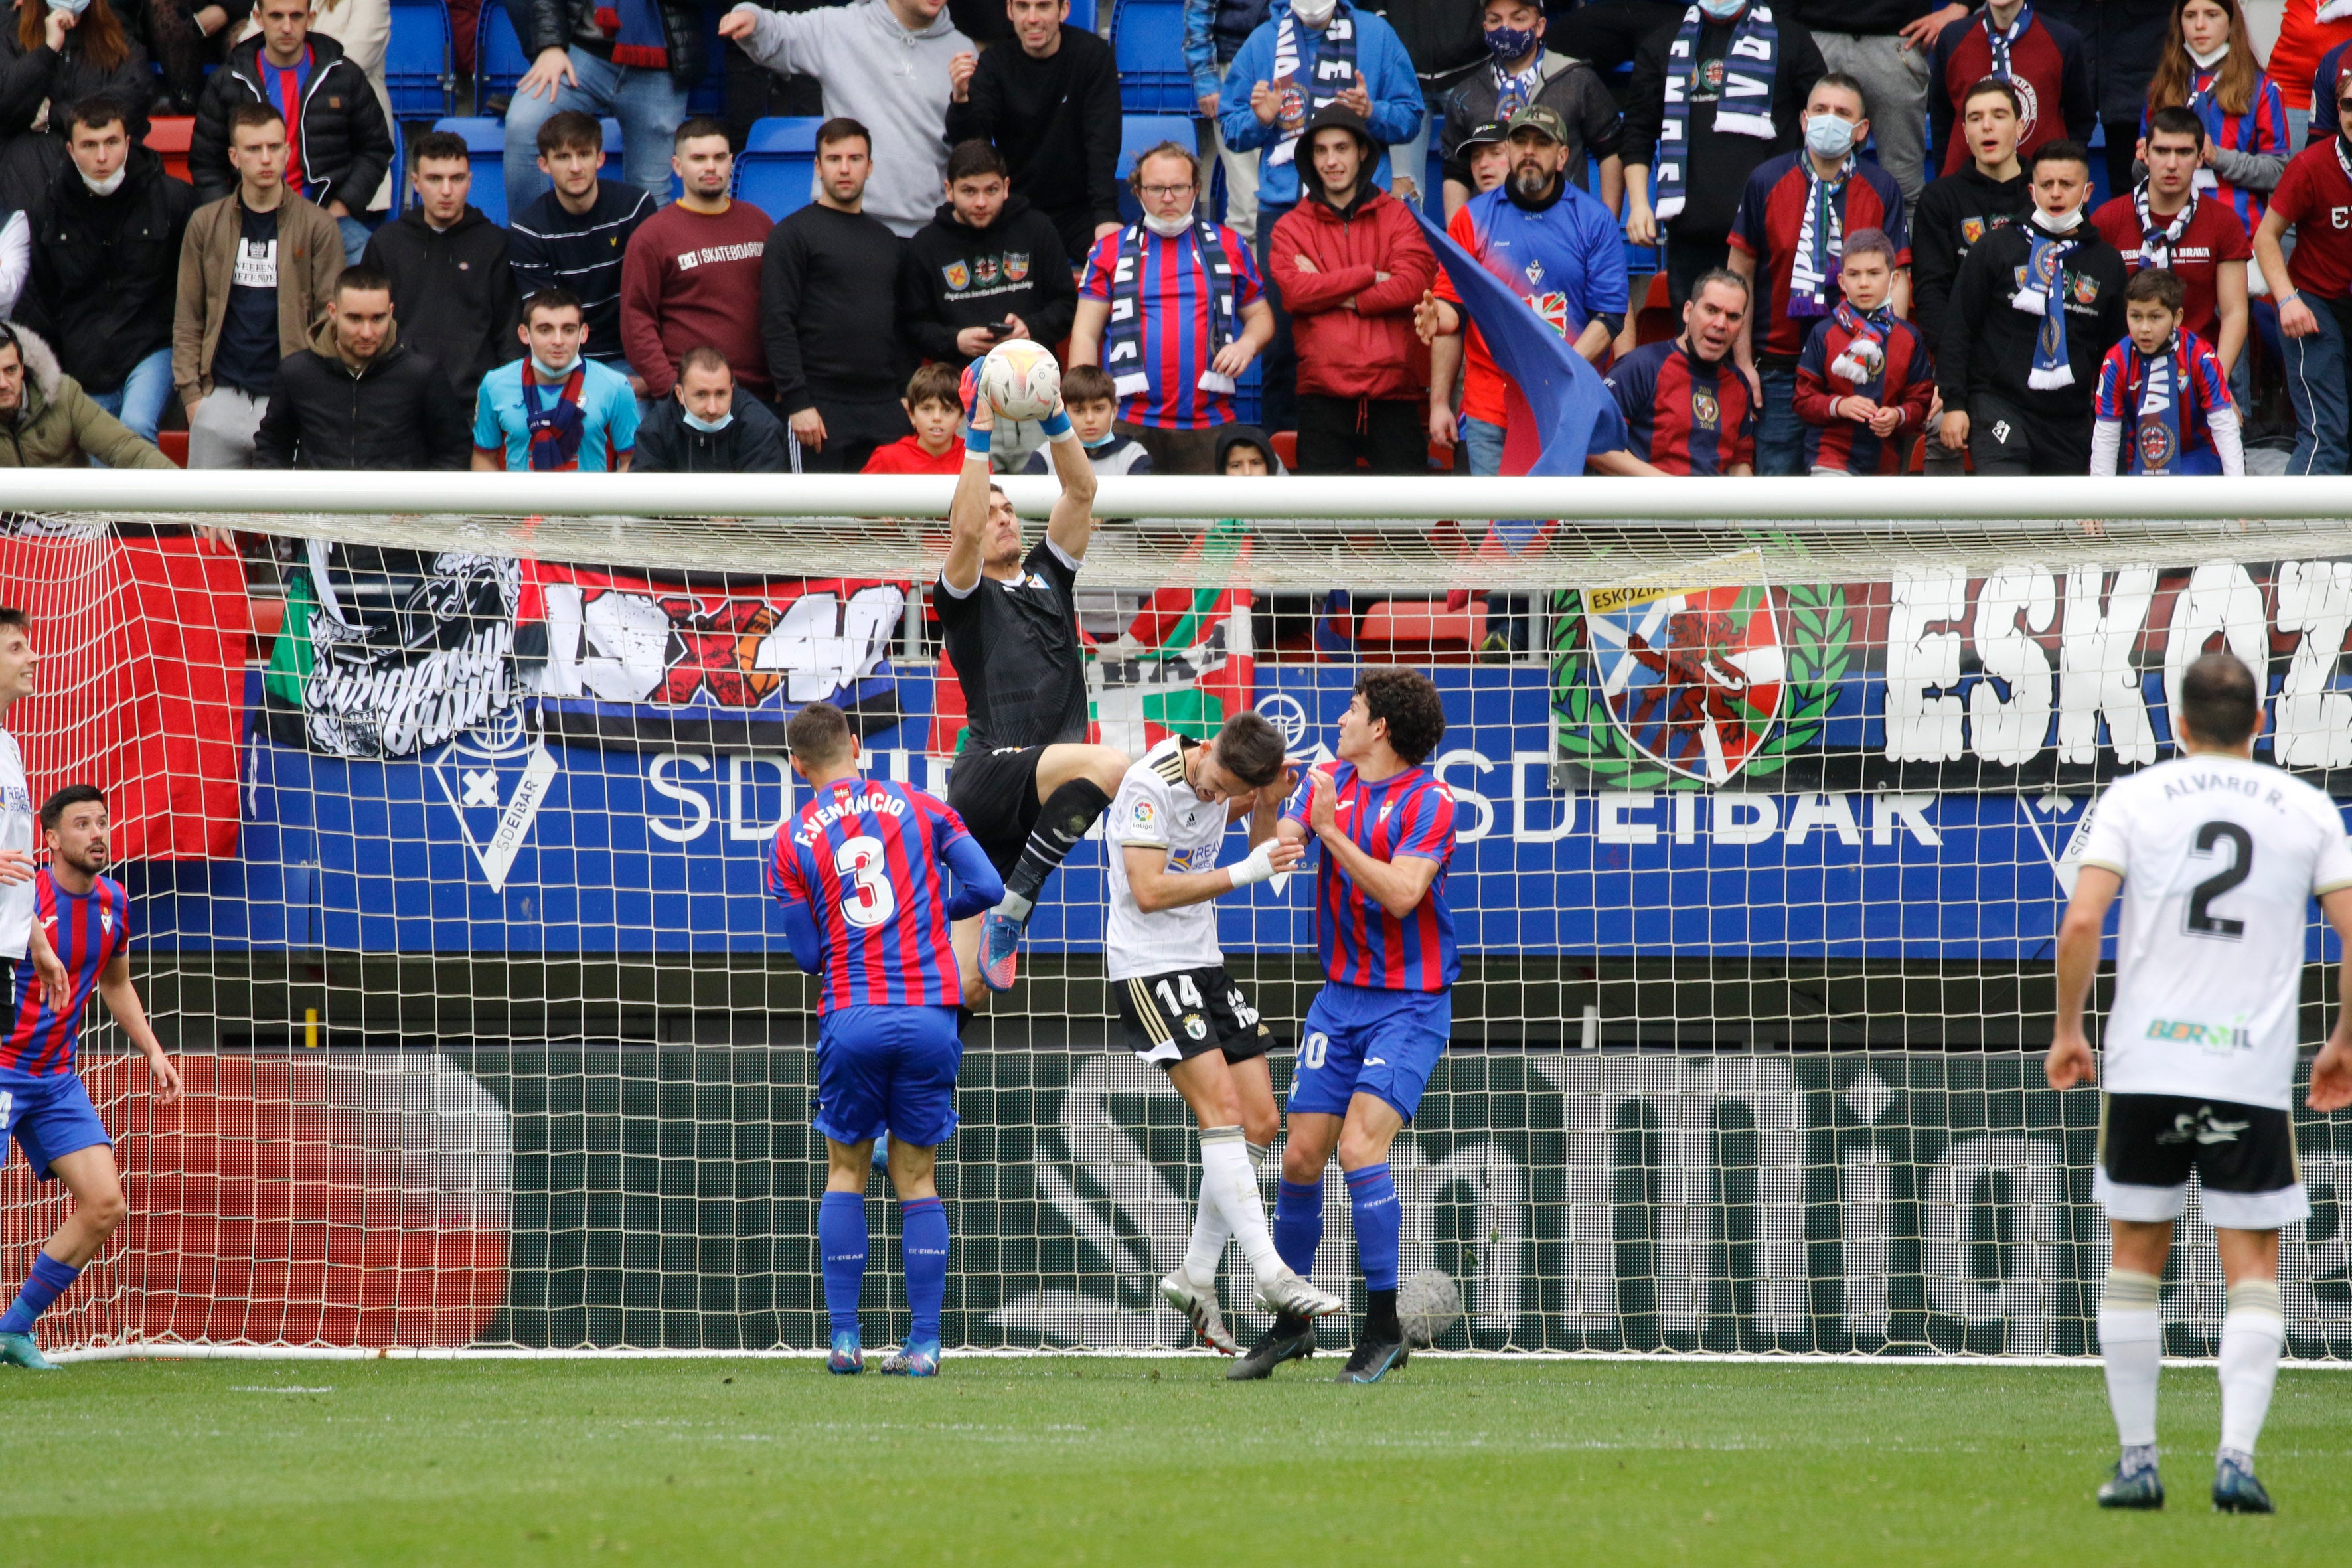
top-left (1794, 227), bottom-right (1932, 475)
top-left (2091, 106), bottom-right (2251, 376)
top-left (1457, 118), bottom-right (1509, 196)
top-left (860, 362), bottom-right (965, 473)
top-left (1022, 363), bottom-right (1150, 475)
top-left (2092, 265), bottom-right (2243, 475)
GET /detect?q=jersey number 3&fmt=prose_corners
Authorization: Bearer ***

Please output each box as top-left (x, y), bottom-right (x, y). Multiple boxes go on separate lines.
top-left (2184, 821), bottom-right (2252, 939)
top-left (834, 835), bottom-right (897, 929)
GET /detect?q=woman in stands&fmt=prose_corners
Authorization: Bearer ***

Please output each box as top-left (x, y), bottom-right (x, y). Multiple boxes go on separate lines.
top-left (2142, 0), bottom-right (2289, 230)
top-left (0, 0), bottom-right (149, 206)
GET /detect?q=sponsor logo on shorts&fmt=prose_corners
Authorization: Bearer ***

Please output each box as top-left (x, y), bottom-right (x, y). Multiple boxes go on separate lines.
top-left (2154, 1107), bottom-right (2253, 1146)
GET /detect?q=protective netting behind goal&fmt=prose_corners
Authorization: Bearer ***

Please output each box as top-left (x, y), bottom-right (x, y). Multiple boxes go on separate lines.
top-left (9, 493), bottom-right (2352, 1360)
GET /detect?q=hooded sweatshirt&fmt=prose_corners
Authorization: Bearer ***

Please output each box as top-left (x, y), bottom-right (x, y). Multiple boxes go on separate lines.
top-left (730, 0), bottom-right (972, 237)
top-left (359, 205), bottom-right (521, 402)
top-left (898, 194), bottom-right (1077, 364)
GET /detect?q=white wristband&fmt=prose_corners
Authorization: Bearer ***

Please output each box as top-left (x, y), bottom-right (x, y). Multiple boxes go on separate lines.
top-left (1227, 840), bottom-right (1279, 888)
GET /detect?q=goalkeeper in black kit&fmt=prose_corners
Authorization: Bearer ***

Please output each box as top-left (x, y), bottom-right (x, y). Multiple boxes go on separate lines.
top-left (937, 365), bottom-right (1129, 995)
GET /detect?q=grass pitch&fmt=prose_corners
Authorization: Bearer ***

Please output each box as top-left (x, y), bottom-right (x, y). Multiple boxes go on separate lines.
top-left (3, 1354), bottom-right (2347, 1566)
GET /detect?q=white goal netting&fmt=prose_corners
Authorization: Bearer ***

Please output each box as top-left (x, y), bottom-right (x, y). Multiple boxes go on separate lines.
top-left (7, 473), bottom-right (2352, 1362)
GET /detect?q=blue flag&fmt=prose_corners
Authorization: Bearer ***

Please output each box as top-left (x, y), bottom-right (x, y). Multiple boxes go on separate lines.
top-left (1408, 203), bottom-right (1625, 479)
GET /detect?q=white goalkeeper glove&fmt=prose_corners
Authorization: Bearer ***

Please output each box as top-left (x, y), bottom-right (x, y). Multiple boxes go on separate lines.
top-left (1227, 840), bottom-right (1282, 889)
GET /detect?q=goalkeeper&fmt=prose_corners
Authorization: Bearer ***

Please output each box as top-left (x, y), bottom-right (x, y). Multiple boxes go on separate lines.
top-left (937, 364), bottom-right (1129, 996)
top-left (1105, 712), bottom-right (1343, 1353)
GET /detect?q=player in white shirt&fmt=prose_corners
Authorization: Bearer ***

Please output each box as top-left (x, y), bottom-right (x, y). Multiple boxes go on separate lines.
top-left (1105, 711), bottom-right (1343, 1352)
top-left (2050, 652), bottom-right (2352, 1516)
top-left (0, 611), bottom-right (67, 1012)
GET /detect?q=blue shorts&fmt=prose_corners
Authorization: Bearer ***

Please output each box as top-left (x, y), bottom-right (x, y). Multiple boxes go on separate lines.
top-left (814, 1004), bottom-right (963, 1148)
top-left (0, 1068), bottom-right (112, 1182)
top-left (1286, 984), bottom-right (1452, 1123)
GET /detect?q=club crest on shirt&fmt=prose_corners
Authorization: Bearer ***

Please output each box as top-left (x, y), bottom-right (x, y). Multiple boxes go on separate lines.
top-left (1580, 560), bottom-right (1786, 785)
top-left (2137, 418), bottom-right (2178, 471)
top-left (1690, 387), bottom-right (1720, 429)
top-left (975, 256), bottom-right (1000, 284)
top-left (1962, 216), bottom-right (1986, 244)
top-left (1004, 252), bottom-right (1030, 282)
top-left (2009, 76), bottom-right (2042, 131)
top-left (1524, 257), bottom-right (1545, 287)
top-left (943, 260), bottom-right (971, 289)
top-left (2071, 274), bottom-right (2100, 304)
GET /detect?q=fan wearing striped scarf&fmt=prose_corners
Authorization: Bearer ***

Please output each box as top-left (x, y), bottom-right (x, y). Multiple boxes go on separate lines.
top-left (471, 289), bottom-right (641, 473)
top-left (2090, 266), bottom-right (2243, 475)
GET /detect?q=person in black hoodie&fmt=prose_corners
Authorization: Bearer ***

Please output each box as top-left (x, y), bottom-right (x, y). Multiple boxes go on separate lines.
top-left (1911, 75), bottom-right (2033, 475)
top-left (633, 345), bottom-right (789, 473)
top-left (0, 0), bottom-right (149, 212)
top-left (1936, 139), bottom-right (2126, 478)
top-left (17, 94), bottom-right (195, 444)
top-left (187, 0), bottom-right (393, 265)
top-left (253, 264), bottom-right (471, 467)
top-left (360, 131), bottom-right (521, 406)
top-left (1620, 0), bottom-right (1824, 307)
top-left (899, 139), bottom-right (1077, 363)
top-left (942, 0), bottom-right (1119, 266)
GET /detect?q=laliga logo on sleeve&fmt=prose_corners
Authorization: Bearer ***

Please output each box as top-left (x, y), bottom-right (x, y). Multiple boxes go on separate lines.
top-left (1131, 798), bottom-right (1157, 830)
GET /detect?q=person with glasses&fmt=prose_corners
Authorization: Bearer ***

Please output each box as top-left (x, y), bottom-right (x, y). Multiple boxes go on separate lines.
top-left (1067, 143), bottom-right (1274, 475)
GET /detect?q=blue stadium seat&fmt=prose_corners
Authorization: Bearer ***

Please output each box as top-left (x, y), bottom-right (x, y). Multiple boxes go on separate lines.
top-left (431, 116), bottom-right (510, 224)
top-left (476, 3), bottom-right (532, 110)
top-left (736, 116), bottom-right (823, 220)
top-left (1115, 112), bottom-right (1196, 224)
top-left (385, 0), bottom-right (454, 119)
top-left (1112, 0), bottom-right (1196, 114)
top-left (688, 4), bottom-right (728, 115)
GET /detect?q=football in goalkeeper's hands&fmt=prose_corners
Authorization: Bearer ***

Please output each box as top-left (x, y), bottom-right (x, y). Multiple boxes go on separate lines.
top-left (1399, 1269), bottom-right (1464, 1349)
top-left (980, 339), bottom-right (1061, 422)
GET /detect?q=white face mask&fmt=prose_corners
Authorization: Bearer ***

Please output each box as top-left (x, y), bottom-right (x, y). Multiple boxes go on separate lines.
top-left (682, 407), bottom-right (733, 433)
top-left (1290, 0), bottom-right (1338, 25)
top-left (80, 164), bottom-right (125, 196)
top-left (2035, 201), bottom-right (2084, 233)
top-left (530, 353), bottom-right (578, 378)
top-left (2188, 40), bottom-right (2229, 70)
top-left (1142, 204), bottom-right (1196, 238)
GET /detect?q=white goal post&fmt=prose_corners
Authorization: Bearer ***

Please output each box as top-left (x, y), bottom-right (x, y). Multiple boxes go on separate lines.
top-left (5, 475), bottom-right (2352, 1364)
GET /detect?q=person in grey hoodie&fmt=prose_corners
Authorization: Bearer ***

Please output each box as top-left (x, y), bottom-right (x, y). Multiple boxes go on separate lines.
top-left (719, 0), bottom-right (969, 238)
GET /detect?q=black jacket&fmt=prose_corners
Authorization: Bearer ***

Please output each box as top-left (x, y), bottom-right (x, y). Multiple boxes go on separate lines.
top-left (942, 27), bottom-right (1123, 265)
top-left (0, 25), bottom-right (150, 141)
top-left (507, 0), bottom-right (707, 88)
top-left (189, 32), bottom-right (394, 214)
top-left (18, 147), bottom-right (196, 395)
top-left (1911, 163), bottom-right (2033, 360)
top-left (1622, 13), bottom-right (1825, 244)
top-left (1364, 0), bottom-right (1484, 86)
top-left (254, 319), bottom-right (472, 469)
top-left (1936, 216), bottom-right (2128, 425)
top-left (360, 206), bottom-right (522, 402)
top-left (762, 200), bottom-right (906, 414)
top-left (632, 392), bottom-right (789, 473)
top-left (897, 196), bottom-right (1075, 366)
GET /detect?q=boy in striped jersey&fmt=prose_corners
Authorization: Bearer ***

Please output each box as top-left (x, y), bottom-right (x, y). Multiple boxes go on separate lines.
top-left (1, 785), bottom-right (182, 1371)
top-left (769, 701), bottom-right (1004, 1377)
top-left (1104, 711), bottom-right (1342, 1354)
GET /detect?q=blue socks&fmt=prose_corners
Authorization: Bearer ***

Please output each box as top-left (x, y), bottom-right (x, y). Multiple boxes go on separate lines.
top-left (901, 1197), bottom-right (949, 1345)
top-left (1346, 1163), bottom-right (1401, 1292)
top-left (1274, 1178), bottom-right (1324, 1280)
top-left (0, 1252), bottom-right (81, 1336)
top-left (818, 1192), bottom-right (868, 1340)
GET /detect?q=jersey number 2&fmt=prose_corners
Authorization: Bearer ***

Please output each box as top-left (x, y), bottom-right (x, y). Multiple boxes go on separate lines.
top-left (834, 835), bottom-right (897, 929)
top-left (2184, 821), bottom-right (2252, 939)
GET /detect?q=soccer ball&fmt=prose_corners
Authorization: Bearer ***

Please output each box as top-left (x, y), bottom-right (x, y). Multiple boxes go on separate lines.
top-left (979, 339), bottom-right (1061, 422)
top-left (1399, 1269), bottom-right (1465, 1349)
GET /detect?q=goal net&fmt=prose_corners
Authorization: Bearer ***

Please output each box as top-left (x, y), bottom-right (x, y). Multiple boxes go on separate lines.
top-left (8, 471), bottom-right (2352, 1363)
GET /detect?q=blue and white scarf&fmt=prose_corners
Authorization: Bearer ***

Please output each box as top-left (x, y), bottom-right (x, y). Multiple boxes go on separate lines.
top-left (2013, 220), bottom-right (2077, 390)
top-left (1984, 3), bottom-right (2031, 80)
top-left (1103, 219), bottom-right (1240, 400)
top-left (2127, 335), bottom-right (2185, 473)
top-left (2128, 179), bottom-right (2195, 268)
top-left (1492, 54), bottom-right (1541, 119)
top-left (1267, 3), bottom-right (1359, 169)
top-left (1788, 154), bottom-right (1851, 317)
top-left (1654, 2), bottom-right (1779, 223)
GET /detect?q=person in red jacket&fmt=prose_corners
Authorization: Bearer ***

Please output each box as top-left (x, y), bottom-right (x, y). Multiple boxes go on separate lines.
top-left (861, 364), bottom-right (968, 474)
top-left (1265, 105), bottom-right (1437, 474)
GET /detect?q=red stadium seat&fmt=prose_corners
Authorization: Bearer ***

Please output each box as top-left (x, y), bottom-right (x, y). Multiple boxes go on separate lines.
top-left (1356, 598), bottom-right (1486, 660)
top-left (145, 116), bottom-right (194, 185)
top-left (1634, 271), bottom-right (1676, 346)
top-left (158, 429), bottom-right (188, 467)
top-left (1269, 429), bottom-right (1297, 469)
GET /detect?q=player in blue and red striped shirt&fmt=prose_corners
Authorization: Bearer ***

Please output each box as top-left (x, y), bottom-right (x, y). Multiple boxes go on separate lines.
top-left (0, 785), bottom-right (181, 1372)
top-left (1233, 668), bottom-right (1458, 1386)
top-left (1603, 269), bottom-right (1758, 476)
top-left (767, 702), bottom-right (1002, 1379)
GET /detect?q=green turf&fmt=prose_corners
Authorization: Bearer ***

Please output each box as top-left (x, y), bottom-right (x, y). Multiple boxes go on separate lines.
top-left (3, 1353), bottom-right (2345, 1566)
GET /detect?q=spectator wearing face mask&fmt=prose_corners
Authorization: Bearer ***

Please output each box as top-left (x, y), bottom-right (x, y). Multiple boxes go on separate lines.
top-left (1435, 0), bottom-right (1619, 220)
top-left (471, 287), bottom-right (638, 472)
top-left (1725, 72), bottom-right (1909, 477)
top-left (2092, 105), bottom-right (2251, 383)
top-left (0, 0), bottom-right (149, 213)
top-left (1622, 0), bottom-right (1826, 308)
top-left (630, 345), bottom-right (788, 472)
top-left (1780, 0), bottom-right (1954, 215)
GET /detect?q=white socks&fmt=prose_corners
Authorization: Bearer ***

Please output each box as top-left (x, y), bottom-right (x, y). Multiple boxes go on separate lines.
top-left (1180, 1127), bottom-right (1279, 1287)
top-left (2100, 1269), bottom-right (2163, 1450)
top-left (2219, 1279), bottom-right (2285, 1460)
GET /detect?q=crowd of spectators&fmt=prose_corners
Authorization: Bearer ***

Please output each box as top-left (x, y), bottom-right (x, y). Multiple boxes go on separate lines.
top-left (11, 0), bottom-right (2352, 489)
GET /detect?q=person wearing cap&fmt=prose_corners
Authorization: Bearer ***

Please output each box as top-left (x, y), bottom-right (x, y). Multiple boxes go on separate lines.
top-left (1456, 118), bottom-right (1511, 197)
top-left (1724, 71), bottom-right (1911, 477)
top-left (1268, 103), bottom-right (1437, 472)
top-left (2254, 65), bottom-right (2352, 474)
top-left (1216, 0), bottom-right (1423, 432)
top-left (1413, 104), bottom-right (1626, 476)
top-left (1435, 0), bottom-right (1621, 221)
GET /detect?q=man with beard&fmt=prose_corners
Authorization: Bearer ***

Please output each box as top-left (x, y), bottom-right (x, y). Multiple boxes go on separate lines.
top-left (1414, 106), bottom-right (1625, 477)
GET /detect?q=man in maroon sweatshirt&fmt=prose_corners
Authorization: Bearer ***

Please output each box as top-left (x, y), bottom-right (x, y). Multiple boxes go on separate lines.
top-left (620, 118), bottom-right (773, 402)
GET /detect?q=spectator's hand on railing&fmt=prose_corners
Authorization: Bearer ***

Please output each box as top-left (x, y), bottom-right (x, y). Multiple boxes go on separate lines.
top-left (791, 406), bottom-right (828, 452)
top-left (1250, 80), bottom-right (1281, 126)
top-left (718, 10), bottom-right (757, 41)
top-left (518, 46), bottom-right (580, 100)
top-left (950, 50), bottom-right (977, 102)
